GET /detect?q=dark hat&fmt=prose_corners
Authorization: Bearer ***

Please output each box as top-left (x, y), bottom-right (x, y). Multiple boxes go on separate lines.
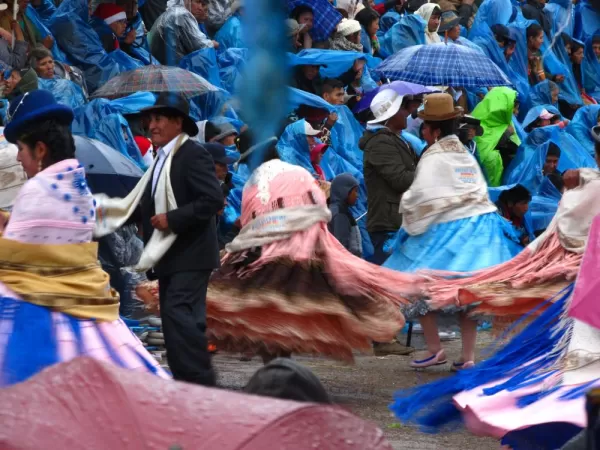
top-left (203, 142), bottom-right (238, 165)
top-left (438, 11), bottom-right (460, 33)
top-left (243, 358), bottom-right (331, 404)
top-left (592, 125), bottom-right (600, 144)
top-left (211, 122), bottom-right (238, 143)
top-left (491, 24), bottom-right (511, 42)
top-left (4, 90), bottom-right (74, 143)
top-left (458, 114), bottom-right (484, 136)
top-left (142, 92), bottom-right (198, 137)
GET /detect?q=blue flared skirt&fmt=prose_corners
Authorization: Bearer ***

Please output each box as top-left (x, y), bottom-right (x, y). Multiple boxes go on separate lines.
top-left (383, 212), bottom-right (523, 274)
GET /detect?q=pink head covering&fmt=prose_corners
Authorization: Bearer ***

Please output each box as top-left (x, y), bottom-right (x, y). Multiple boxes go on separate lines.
top-left (3, 159), bottom-right (95, 244)
top-left (240, 160), bottom-right (326, 227)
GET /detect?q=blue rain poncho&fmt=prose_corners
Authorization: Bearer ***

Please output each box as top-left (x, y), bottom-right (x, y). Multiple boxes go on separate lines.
top-left (72, 92), bottom-right (157, 169)
top-left (566, 105), bottom-right (600, 154)
top-left (38, 78), bottom-right (87, 109)
top-left (218, 48), bottom-right (247, 93)
top-left (582, 36), bottom-right (600, 101)
top-left (573, 0), bottom-right (600, 41)
top-left (529, 80), bottom-right (559, 108)
top-left (379, 14), bottom-right (426, 58)
top-left (529, 176), bottom-right (562, 233)
top-left (122, 13), bottom-right (160, 65)
top-left (504, 126), bottom-right (597, 191)
top-left (148, 0), bottom-right (215, 66)
top-left (521, 104), bottom-right (562, 131)
top-left (49, 0), bottom-right (142, 93)
top-left (179, 47), bottom-right (224, 89)
top-left (215, 13), bottom-right (245, 51)
top-left (26, 4), bottom-right (68, 63)
top-left (31, 0), bottom-right (57, 26)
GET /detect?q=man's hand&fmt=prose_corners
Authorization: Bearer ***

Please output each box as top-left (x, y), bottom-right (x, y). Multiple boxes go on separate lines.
top-left (563, 169), bottom-right (580, 190)
top-left (151, 213), bottom-right (169, 231)
top-left (124, 29), bottom-right (137, 45)
top-left (42, 35), bottom-right (54, 49)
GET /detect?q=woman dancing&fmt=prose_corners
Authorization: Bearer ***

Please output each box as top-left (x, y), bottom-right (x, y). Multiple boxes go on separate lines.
top-left (0, 90), bottom-right (169, 386)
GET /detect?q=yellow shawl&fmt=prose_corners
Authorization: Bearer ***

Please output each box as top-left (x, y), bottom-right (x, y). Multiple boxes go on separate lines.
top-left (0, 238), bottom-right (119, 321)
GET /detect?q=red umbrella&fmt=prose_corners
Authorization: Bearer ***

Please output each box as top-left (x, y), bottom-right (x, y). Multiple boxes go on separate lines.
top-left (0, 357), bottom-right (392, 450)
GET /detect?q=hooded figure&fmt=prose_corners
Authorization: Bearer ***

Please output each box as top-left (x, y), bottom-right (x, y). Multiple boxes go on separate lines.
top-left (415, 3), bottom-right (441, 45)
top-left (148, 0), bottom-right (214, 65)
top-left (328, 173), bottom-right (362, 257)
top-left (244, 358), bottom-right (332, 404)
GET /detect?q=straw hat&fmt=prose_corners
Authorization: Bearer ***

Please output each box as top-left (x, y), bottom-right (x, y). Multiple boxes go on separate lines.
top-left (418, 93), bottom-right (463, 121)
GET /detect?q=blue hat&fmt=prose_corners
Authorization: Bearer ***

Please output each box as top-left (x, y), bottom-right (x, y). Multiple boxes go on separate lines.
top-left (4, 90), bottom-right (74, 144)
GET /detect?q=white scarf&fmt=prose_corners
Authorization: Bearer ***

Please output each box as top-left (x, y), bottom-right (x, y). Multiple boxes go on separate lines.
top-left (93, 134), bottom-right (189, 271)
top-left (225, 206), bottom-right (331, 253)
top-left (400, 135), bottom-right (497, 236)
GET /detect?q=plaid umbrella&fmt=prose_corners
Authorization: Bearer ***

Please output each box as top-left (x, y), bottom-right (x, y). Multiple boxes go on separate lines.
top-left (374, 43), bottom-right (513, 88)
top-left (91, 66), bottom-right (220, 100)
top-left (288, 0), bottom-right (342, 42)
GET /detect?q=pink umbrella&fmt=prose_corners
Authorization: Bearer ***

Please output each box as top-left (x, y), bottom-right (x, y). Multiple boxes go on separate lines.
top-left (0, 357), bottom-right (392, 450)
top-left (569, 214), bottom-right (600, 329)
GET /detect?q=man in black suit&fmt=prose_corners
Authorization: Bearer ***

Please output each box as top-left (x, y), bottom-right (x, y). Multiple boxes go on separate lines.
top-left (141, 92), bottom-right (223, 386)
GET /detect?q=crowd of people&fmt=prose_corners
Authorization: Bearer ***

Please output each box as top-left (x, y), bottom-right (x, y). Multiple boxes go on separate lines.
top-left (0, 0), bottom-right (599, 448)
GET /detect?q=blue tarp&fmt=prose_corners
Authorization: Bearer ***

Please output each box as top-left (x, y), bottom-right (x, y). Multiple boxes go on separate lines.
top-left (49, 0), bottom-right (143, 93)
top-left (215, 14), bottom-right (245, 51)
top-left (379, 14), bottom-right (425, 58)
top-left (26, 4), bottom-right (69, 63)
top-left (566, 105), bottom-right (600, 155)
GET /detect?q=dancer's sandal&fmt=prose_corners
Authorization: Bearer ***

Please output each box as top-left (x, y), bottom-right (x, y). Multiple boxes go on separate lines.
top-left (451, 360), bottom-right (475, 372)
top-left (410, 350), bottom-right (447, 368)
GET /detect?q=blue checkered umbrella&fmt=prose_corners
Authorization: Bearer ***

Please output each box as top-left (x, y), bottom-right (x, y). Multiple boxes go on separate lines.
top-left (374, 43), bottom-right (513, 88)
top-left (288, 0), bottom-right (342, 43)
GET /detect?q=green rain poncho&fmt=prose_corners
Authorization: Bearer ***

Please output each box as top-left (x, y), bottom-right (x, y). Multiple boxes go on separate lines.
top-left (471, 87), bottom-right (521, 186)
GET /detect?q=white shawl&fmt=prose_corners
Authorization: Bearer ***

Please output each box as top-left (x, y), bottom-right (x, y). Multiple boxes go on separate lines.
top-left (415, 4), bottom-right (441, 45)
top-left (400, 135), bottom-right (497, 236)
top-left (93, 134), bottom-right (189, 271)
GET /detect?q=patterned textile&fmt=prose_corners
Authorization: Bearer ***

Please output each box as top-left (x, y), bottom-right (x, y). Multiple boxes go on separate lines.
top-left (91, 66), bottom-right (219, 100)
top-left (374, 43), bottom-right (513, 88)
top-left (287, 0), bottom-right (342, 42)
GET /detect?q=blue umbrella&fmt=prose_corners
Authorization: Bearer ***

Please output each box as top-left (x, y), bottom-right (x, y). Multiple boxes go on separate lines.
top-left (287, 0), bottom-right (342, 43)
top-left (374, 43), bottom-right (512, 88)
top-left (353, 81), bottom-right (436, 113)
top-left (74, 136), bottom-right (144, 198)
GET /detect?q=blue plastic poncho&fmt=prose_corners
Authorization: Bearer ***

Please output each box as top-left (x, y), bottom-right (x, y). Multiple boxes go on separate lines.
top-left (583, 35), bottom-right (600, 100)
top-left (215, 13), bottom-right (245, 51)
top-left (379, 14), bottom-right (426, 58)
top-left (574, 0), bottom-right (600, 41)
top-left (26, 4), bottom-right (68, 64)
top-left (529, 176), bottom-right (562, 232)
top-left (469, 0), bottom-right (512, 30)
top-left (123, 13), bottom-right (160, 65)
top-left (72, 93), bottom-right (156, 168)
top-left (49, 0), bottom-right (143, 93)
top-left (566, 105), bottom-right (600, 154)
top-left (39, 78), bottom-right (87, 109)
top-left (545, 0), bottom-right (574, 37)
top-left (32, 0), bottom-right (57, 26)
top-left (529, 80), bottom-right (559, 107)
top-left (276, 119), bottom-right (314, 171)
top-left (379, 10), bottom-right (401, 34)
top-left (179, 47), bottom-right (223, 88)
top-left (218, 48), bottom-right (247, 94)
top-left (504, 126), bottom-right (597, 191)
top-left (521, 104), bottom-right (562, 131)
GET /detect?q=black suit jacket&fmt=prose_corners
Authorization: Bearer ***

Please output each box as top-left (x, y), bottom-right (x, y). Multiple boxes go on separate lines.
top-left (140, 138), bottom-right (224, 277)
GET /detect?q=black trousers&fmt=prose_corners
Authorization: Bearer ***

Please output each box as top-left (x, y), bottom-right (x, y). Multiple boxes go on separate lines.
top-left (369, 231), bottom-right (394, 266)
top-left (158, 270), bottom-right (216, 386)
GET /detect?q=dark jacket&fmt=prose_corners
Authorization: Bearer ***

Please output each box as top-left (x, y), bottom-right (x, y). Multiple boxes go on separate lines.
top-left (522, 0), bottom-right (551, 37)
top-left (359, 128), bottom-right (418, 233)
top-left (290, 66), bottom-right (358, 96)
top-left (328, 173), bottom-right (362, 257)
top-left (140, 139), bottom-right (224, 277)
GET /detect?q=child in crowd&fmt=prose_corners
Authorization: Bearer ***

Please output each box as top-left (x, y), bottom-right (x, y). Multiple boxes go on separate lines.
top-left (328, 173), bottom-right (362, 257)
top-left (496, 184), bottom-right (533, 246)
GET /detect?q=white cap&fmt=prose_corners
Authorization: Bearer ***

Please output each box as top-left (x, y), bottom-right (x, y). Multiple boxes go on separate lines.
top-left (304, 122), bottom-right (322, 136)
top-left (368, 89), bottom-right (405, 125)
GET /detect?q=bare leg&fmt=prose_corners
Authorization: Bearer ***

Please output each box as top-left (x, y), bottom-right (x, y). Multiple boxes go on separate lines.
top-left (420, 313), bottom-right (442, 355)
top-left (459, 313), bottom-right (477, 363)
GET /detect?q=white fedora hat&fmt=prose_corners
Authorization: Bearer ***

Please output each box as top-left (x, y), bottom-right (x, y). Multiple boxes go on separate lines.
top-left (367, 89), bottom-right (405, 125)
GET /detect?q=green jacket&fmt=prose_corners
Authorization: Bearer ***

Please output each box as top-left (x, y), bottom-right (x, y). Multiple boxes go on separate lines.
top-left (471, 87), bottom-right (521, 186)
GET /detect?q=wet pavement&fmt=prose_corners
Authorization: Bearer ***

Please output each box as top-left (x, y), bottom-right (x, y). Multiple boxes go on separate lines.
top-left (213, 329), bottom-right (499, 450)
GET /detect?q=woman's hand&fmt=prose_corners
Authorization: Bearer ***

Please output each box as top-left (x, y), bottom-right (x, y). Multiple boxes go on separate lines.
top-left (554, 74), bottom-right (565, 83)
top-left (124, 29), bottom-right (136, 45)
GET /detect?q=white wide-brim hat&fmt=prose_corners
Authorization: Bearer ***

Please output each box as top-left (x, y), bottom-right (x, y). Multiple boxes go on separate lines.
top-left (367, 89), bottom-right (405, 125)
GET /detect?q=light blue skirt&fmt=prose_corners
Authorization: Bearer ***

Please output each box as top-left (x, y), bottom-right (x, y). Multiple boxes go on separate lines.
top-left (383, 212), bottom-right (524, 318)
top-left (383, 212), bottom-right (523, 273)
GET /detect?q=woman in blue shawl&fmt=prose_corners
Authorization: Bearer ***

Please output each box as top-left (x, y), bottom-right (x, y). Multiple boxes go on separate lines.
top-left (582, 35), bottom-right (600, 102)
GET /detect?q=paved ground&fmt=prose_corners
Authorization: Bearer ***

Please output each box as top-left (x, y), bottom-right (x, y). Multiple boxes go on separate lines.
top-left (213, 329), bottom-right (499, 450)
